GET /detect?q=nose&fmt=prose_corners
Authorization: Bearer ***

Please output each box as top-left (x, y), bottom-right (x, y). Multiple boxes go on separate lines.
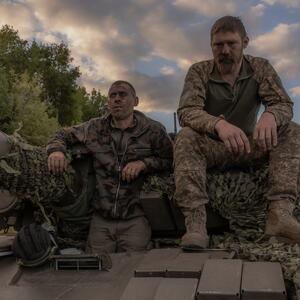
top-left (222, 43), bottom-right (230, 54)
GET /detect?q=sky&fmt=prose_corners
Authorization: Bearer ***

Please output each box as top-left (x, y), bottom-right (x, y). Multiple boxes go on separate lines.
top-left (0, 0), bottom-right (299, 132)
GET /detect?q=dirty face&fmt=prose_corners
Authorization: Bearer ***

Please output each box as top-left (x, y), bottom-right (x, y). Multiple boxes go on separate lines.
top-left (211, 31), bottom-right (248, 75)
top-left (108, 83), bottom-right (138, 121)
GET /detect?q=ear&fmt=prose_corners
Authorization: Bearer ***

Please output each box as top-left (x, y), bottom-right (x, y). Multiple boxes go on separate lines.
top-left (134, 96), bottom-right (139, 107)
top-left (243, 36), bottom-right (249, 49)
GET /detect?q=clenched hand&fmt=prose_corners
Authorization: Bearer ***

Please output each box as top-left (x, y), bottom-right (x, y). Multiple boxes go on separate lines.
top-left (48, 151), bottom-right (68, 174)
top-left (122, 160), bottom-right (146, 183)
top-left (215, 119), bottom-right (250, 154)
top-left (253, 112), bottom-right (277, 152)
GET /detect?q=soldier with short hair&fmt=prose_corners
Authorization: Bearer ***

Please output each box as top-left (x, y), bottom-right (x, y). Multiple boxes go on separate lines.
top-left (47, 80), bottom-right (173, 253)
top-left (175, 16), bottom-right (300, 248)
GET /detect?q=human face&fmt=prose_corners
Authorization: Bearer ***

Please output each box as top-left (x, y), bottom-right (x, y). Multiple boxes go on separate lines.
top-left (211, 31), bottom-right (248, 75)
top-left (108, 83), bottom-right (138, 120)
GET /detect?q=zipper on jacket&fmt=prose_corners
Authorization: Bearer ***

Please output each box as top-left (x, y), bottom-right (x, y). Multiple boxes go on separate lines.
top-left (112, 125), bottom-right (149, 218)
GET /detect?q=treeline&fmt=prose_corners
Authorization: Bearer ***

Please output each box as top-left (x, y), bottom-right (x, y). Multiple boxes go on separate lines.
top-left (0, 25), bottom-right (107, 145)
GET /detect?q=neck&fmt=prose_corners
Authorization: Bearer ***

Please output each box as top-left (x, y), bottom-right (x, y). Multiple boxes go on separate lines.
top-left (220, 58), bottom-right (243, 86)
top-left (112, 114), bottom-right (134, 130)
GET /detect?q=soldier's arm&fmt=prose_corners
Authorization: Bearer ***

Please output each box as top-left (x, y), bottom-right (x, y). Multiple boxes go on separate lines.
top-left (46, 121), bottom-right (92, 174)
top-left (142, 126), bottom-right (173, 173)
top-left (46, 121), bottom-right (92, 155)
top-left (177, 63), bottom-right (223, 134)
top-left (258, 60), bottom-right (293, 127)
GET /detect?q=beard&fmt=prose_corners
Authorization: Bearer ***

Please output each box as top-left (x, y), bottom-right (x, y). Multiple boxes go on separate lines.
top-left (217, 51), bottom-right (243, 75)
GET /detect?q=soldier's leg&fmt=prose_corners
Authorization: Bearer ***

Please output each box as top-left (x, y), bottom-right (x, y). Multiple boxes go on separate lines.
top-left (265, 121), bottom-right (300, 242)
top-left (117, 216), bottom-right (151, 252)
top-left (85, 212), bottom-right (117, 253)
top-left (174, 127), bottom-right (232, 248)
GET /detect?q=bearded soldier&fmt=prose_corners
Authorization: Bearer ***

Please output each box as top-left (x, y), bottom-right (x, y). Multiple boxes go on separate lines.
top-left (174, 16), bottom-right (300, 248)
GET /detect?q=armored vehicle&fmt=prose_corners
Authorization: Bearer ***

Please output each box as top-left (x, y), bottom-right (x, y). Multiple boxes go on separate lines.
top-left (0, 130), bottom-right (299, 300)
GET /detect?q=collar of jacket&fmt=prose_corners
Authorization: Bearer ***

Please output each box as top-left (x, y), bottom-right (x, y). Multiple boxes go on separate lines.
top-left (103, 110), bottom-right (151, 137)
top-left (208, 55), bottom-right (254, 83)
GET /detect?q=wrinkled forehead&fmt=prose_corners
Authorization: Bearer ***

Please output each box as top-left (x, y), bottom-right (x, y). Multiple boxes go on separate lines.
top-left (108, 83), bottom-right (136, 96)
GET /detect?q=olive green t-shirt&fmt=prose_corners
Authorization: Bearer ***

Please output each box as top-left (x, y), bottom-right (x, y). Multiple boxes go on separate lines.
top-left (205, 58), bottom-right (260, 135)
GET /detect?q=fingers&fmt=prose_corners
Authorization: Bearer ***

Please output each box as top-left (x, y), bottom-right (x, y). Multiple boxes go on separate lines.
top-left (121, 161), bottom-right (146, 183)
top-left (225, 132), bottom-right (250, 155)
top-left (48, 152), bottom-right (67, 175)
top-left (271, 126), bottom-right (278, 147)
top-left (122, 165), bottom-right (139, 183)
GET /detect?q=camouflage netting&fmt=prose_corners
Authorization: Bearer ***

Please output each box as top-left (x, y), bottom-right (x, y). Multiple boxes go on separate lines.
top-left (0, 134), bottom-right (91, 248)
top-left (143, 170), bottom-right (300, 287)
top-left (1, 134), bottom-right (300, 285)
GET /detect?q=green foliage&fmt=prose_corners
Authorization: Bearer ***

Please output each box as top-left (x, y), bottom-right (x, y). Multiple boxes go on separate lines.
top-left (77, 87), bottom-right (107, 122)
top-left (0, 24), bottom-right (108, 144)
top-left (0, 25), bottom-right (81, 126)
top-left (0, 72), bottom-right (59, 145)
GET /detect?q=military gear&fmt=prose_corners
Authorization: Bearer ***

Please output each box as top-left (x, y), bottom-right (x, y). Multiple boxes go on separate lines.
top-left (265, 200), bottom-right (300, 243)
top-left (180, 206), bottom-right (209, 248)
top-left (178, 55), bottom-right (293, 135)
top-left (47, 110), bottom-right (173, 220)
top-left (12, 223), bottom-right (57, 267)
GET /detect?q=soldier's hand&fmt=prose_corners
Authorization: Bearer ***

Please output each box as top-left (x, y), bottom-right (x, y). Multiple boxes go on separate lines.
top-left (48, 151), bottom-right (68, 175)
top-left (122, 160), bottom-right (146, 183)
top-left (215, 119), bottom-right (250, 154)
top-left (253, 112), bottom-right (277, 152)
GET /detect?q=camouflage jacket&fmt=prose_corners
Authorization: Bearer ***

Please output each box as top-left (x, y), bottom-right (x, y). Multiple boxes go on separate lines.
top-left (178, 55), bottom-right (293, 135)
top-left (46, 110), bottom-right (173, 220)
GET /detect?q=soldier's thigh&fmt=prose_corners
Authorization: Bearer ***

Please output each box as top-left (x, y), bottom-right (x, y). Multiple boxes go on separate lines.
top-left (85, 213), bottom-right (117, 253)
top-left (117, 216), bottom-right (151, 252)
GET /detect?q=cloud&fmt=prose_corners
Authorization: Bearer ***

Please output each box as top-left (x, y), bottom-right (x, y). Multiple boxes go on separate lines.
top-left (0, 0), bottom-right (299, 116)
top-left (160, 66), bottom-right (176, 76)
top-left (290, 86), bottom-right (300, 97)
top-left (250, 23), bottom-right (300, 78)
top-left (250, 4), bottom-right (266, 17)
top-left (173, 0), bottom-right (237, 17)
top-left (0, 1), bottom-right (40, 38)
top-left (262, 0), bottom-right (300, 8)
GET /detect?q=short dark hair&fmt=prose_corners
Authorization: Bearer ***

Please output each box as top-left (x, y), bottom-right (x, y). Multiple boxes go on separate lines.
top-left (211, 16), bottom-right (247, 41)
top-left (109, 80), bottom-right (136, 96)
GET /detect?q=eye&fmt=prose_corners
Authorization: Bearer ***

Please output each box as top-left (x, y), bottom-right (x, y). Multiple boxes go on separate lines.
top-left (119, 92), bottom-right (128, 97)
top-left (109, 92), bottom-right (117, 98)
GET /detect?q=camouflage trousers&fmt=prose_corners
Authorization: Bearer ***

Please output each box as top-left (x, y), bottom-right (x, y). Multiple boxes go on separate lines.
top-left (85, 213), bottom-right (151, 253)
top-left (174, 121), bottom-right (300, 212)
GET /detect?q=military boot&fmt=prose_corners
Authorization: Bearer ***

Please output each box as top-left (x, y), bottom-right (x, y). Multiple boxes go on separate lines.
top-left (181, 206), bottom-right (209, 248)
top-left (265, 200), bottom-right (300, 243)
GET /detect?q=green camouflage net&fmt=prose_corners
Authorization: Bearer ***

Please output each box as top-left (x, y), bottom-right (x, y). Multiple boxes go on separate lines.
top-left (0, 135), bottom-right (90, 248)
top-left (143, 169), bottom-right (300, 287)
top-left (1, 134), bottom-right (300, 284)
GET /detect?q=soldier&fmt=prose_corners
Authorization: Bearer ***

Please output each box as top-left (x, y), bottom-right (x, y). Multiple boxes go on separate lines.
top-left (47, 80), bottom-right (173, 253)
top-left (175, 16), bottom-right (300, 248)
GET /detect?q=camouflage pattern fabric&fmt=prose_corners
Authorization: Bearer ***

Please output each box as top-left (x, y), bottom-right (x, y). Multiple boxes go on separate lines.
top-left (0, 133), bottom-right (92, 248)
top-left (47, 110), bottom-right (173, 220)
top-left (174, 121), bottom-right (300, 217)
top-left (177, 55), bottom-right (293, 135)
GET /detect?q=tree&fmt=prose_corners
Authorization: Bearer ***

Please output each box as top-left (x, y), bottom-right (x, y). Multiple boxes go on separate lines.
top-left (0, 72), bottom-right (59, 145)
top-left (0, 25), bottom-right (81, 126)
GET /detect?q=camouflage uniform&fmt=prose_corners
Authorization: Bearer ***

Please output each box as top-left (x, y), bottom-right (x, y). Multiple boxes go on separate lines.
top-left (175, 55), bottom-right (298, 224)
top-left (47, 110), bottom-right (173, 252)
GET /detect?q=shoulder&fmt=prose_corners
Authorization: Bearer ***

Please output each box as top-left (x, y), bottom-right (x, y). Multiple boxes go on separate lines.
top-left (188, 59), bottom-right (214, 74)
top-left (245, 55), bottom-right (276, 78)
top-left (134, 111), bottom-right (168, 133)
